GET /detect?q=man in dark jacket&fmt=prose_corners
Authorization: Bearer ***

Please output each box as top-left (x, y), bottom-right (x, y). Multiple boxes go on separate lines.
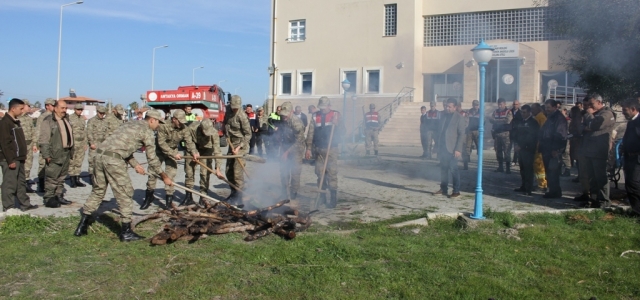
top-left (433, 98), bottom-right (466, 198)
top-left (509, 100), bottom-right (522, 167)
top-left (512, 105), bottom-right (539, 195)
top-left (621, 98), bottom-right (640, 216)
top-left (420, 101), bottom-right (440, 159)
top-left (463, 100), bottom-right (481, 170)
top-left (581, 94), bottom-right (616, 208)
top-left (538, 99), bottom-right (568, 198)
top-left (0, 99), bottom-right (37, 211)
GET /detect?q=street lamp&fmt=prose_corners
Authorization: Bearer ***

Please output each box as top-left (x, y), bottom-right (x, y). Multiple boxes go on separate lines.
top-left (217, 80), bottom-right (227, 86)
top-left (341, 79), bottom-right (350, 153)
top-left (470, 39), bottom-right (495, 220)
top-left (192, 66), bottom-right (204, 85)
top-left (151, 45), bottom-right (168, 90)
top-left (56, 0), bottom-right (83, 101)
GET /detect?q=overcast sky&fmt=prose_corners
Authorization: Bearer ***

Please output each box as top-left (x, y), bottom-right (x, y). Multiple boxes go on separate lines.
top-left (0, 0), bottom-right (271, 107)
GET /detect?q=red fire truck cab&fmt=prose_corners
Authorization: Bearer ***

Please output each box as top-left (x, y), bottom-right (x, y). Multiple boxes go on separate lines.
top-left (146, 85), bottom-right (228, 143)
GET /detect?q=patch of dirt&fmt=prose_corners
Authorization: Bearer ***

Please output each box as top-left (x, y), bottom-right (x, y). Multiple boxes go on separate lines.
top-left (497, 228), bottom-right (521, 241)
top-left (567, 214), bottom-right (592, 224)
top-left (600, 213), bottom-right (616, 221)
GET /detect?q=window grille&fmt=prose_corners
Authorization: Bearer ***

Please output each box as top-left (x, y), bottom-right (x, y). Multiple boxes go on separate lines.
top-left (424, 7), bottom-right (561, 47)
top-left (384, 4), bottom-right (397, 36)
top-left (289, 20), bottom-right (306, 42)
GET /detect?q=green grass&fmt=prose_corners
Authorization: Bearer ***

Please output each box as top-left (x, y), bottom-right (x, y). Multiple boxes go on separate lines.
top-left (0, 211), bottom-right (640, 299)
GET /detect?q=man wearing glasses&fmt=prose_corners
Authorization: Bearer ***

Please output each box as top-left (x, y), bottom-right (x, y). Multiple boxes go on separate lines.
top-left (68, 103), bottom-right (88, 188)
top-left (86, 106), bottom-right (110, 185)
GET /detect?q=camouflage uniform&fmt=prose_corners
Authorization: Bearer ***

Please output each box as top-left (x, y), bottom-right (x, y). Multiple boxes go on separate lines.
top-left (86, 106), bottom-right (112, 177)
top-left (105, 104), bottom-right (124, 133)
top-left (490, 105), bottom-right (513, 172)
top-left (81, 111), bottom-right (164, 224)
top-left (185, 119), bottom-right (222, 193)
top-left (146, 110), bottom-right (198, 196)
top-left (224, 96), bottom-right (252, 195)
top-left (39, 112), bottom-right (74, 204)
top-left (34, 99), bottom-right (56, 183)
top-left (364, 103), bottom-right (380, 154)
top-left (68, 104), bottom-right (87, 178)
top-left (17, 100), bottom-right (36, 179)
top-left (277, 102), bottom-right (306, 199)
top-left (306, 97), bottom-right (343, 207)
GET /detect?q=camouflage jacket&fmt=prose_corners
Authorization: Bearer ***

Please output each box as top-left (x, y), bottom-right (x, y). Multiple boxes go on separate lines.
top-left (87, 115), bottom-right (111, 146)
top-left (155, 122), bottom-right (197, 157)
top-left (105, 113), bottom-right (123, 134)
top-left (279, 116), bottom-right (306, 154)
top-left (34, 110), bottom-right (52, 146)
top-left (68, 113), bottom-right (87, 145)
top-left (17, 114), bottom-right (36, 144)
top-left (98, 120), bottom-right (162, 175)
top-left (257, 114), bottom-right (269, 132)
top-left (186, 121), bottom-right (222, 168)
top-left (224, 111), bottom-right (252, 149)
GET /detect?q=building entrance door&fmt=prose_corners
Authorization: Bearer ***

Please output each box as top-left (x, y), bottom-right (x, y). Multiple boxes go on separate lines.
top-left (483, 58), bottom-right (520, 102)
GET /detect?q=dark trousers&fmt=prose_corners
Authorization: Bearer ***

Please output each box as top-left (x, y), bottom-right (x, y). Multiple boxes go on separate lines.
top-left (439, 151), bottom-right (460, 193)
top-left (255, 132), bottom-right (264, 155)
top-left (421, 130), bottom-right (437, 157)
top-left (584, 157), bottom-right (610, 202)
top-left (623, 156), bottom-right (640, 214)
top-left (542, 152), bottom-right (562, 195)
top-left (249, 132), bottom-right (256, 154)
top-left (1, 160), bottom-right (30, 210)
top-left (495, 133), bottom-right (511, 164)
top-left (509, 138), bottom-right (519, 163)
top-left (518, 150), bottom-right (535, 192)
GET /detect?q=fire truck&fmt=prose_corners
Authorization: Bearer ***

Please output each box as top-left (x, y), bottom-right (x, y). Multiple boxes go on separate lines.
top-left (146, 84), bottom-right (229, 146)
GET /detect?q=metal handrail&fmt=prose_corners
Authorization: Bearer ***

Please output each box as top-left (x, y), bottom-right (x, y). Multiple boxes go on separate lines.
top-left (547, 85), bottom-right (587, 105)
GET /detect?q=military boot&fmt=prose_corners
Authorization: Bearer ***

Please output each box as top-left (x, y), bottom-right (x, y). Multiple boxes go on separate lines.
top-left (505, 164), bottom-right (511, 174)
top-left (44, 197), bottom-right (61, 208)
top-left (179, 192), bottom-right (194, 206)
top-left (75, 176), bottom-right (86, 187)
top-left (328, 190), bottom-right (338, 208)
top-left (165, 195), bottom-right (174, 209)
top-left (375, 150), bottom-right (378, 156)
top-left (37, 177), bottom-right (45, 193)
top-left (74, 214), bottom-right (93, 237)
top-left (318, 192), bottom-right (327, 205)
top-left (119, 222), bottom-right (145, 242)
top-left (463, 162), bottom-right (469, 170)
top-left (69, 176), bottom-right (77, 188)
top-left (495, 162), bottom-right (504, 173)
top-left (140, 189), bottom-right (155, 210)
top-left (57, 195), bottom-right (72, 205)
top-left (25, 181), bottom-right (35, 193)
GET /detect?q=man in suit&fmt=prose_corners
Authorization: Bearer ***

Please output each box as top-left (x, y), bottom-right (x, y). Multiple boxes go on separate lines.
top-left (433, 98), bottom-right (466, 198)
top-left (621, 98), bottom-right (640, 216)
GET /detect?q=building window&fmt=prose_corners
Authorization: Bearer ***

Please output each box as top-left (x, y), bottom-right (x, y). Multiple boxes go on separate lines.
top-left (384, 4), bottom-right (397, 36)
top-left (366, 70), bottom-right (380, 93)
top-left (424, 74), bottom-right (463, 102)
top-left (424, 7), bottom-right (561, 47)
top-left (540, 71), bottom-right (583, 103)
top-left (300, 72), bottom-right (313, 94)
top-left (289, 20), bottom-right (306, 42)
top-left (344, 71), bottom-right (357, 93)
top-left (281, 73), bottom-right (292, 95)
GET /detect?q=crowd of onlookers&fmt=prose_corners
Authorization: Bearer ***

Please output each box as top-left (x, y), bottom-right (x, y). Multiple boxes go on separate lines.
top-left (420, 95), bottom-right (640, 215)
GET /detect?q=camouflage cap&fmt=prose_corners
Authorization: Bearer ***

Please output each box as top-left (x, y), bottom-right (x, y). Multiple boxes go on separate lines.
top-left (172, 109), bottom-right (188, 124)
top-left (45, 98), bottom-right (56, 106)
top-left (318, 96), bottom-right (330, 109)
top-left (257, 106), bottom-right (264, 111)
top-left (279, 101), bottom-right (293, 116)
top-left (113, 104), bottom-right (125, 114)
top-left (96, 106), bottom-right (108, 113)
top-left (230, 95), bottom-right (242, 109)
top-left (74, 103), bottom-right (84, 110)
top-left (22, 99), bottom-right (30, 106)
top-left (200, 118), bottom-right (216, 136)
top-left (145, 109), bottom-right (165, 124)
top-left (429, 101), bottom-right (437, 107)
top-left (472, 100), bottom-right (480, 105)
top-left (369, 103), bottom-right (375, 109)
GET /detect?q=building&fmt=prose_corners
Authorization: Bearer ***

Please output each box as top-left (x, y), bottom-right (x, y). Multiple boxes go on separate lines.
top-left (267, 0), bottom-right (580, 145)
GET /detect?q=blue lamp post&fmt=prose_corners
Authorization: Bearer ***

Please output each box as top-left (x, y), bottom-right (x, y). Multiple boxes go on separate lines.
top-left (341, 79), bottom-right (351, 153)
top-left (470, 39), bottom-right (495, 220)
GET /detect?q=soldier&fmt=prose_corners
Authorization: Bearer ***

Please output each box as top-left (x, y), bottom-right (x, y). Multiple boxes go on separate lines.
top-left (490, 98), bottom-right (513, 173)
top-left (68, 103), bottom-right (88, 188)
top-left (305, 97), bottom-right (343, 208)
top-left (74, 110), bottom-right (172, 242)
top-left (106, 104), bottom-right (125, 133)
top-left (144, 110), bottom-right (199, 208)
top-left (421, 101), bottom-right (440, 159)
top-left (364, 103), bottom-right (380, 156)
top-left (277, 102), bottom-right (306, 205)
top-left (34, 98), bottom-right (56, 193)
top-left (86, 106), bottom-right (112, 185)
top-left (172, 118), bottom-right (224, 208)
top-left (512, 105), bottom-right (539, 196)
top-left (223, 95), bottom-right (252, 204)
top-left (18, 99), bottom-right (36, 193)
top-left (463, 100), bottom-right (481, 170)
top-left (255, 107), bottom-right (268, 156)
top-left (39, 100), bottom-right (74, 208)
top-left (509, 100), bottom-right (522, 167)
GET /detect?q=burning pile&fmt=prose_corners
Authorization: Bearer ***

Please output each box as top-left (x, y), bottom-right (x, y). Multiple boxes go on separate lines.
top-left (131, 199), bottom-right (312, 245)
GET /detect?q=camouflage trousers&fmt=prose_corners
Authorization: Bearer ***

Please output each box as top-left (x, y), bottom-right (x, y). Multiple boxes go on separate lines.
top-left (464, 131), bottom-right (479, 162)
top-left (147, 152), bottom-right (177, 195)
top-left (185, 148), bottom-right (214, 192)
top-left (83, 155), bottom-right (134, 223)
top-left (314, 146), bottom-right (339, 190)
top-left (69, 143), bottom-right (86, 176)
top-left (280, 147), bottom-right (303, 195)
top-left (44, 149), bottom-right (71, 200)
top-left (494, 133), bottom-right (511, 164)
top-left (24, 141), bottom-right (34, 179)
top-left (37, 147), bottom-right (46, 179)
top-left (364, 128), bottom-right (379, 151)
top-left (226, 144), bottom-right (248, 191)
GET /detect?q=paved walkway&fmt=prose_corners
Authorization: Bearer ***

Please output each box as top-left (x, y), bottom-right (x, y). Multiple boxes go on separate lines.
top-left (0, 146), bottom-right (627, 225)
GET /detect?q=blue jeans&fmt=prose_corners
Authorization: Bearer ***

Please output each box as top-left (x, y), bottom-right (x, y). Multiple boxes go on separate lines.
top-left (439, 151), bottom-right (460, 193)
